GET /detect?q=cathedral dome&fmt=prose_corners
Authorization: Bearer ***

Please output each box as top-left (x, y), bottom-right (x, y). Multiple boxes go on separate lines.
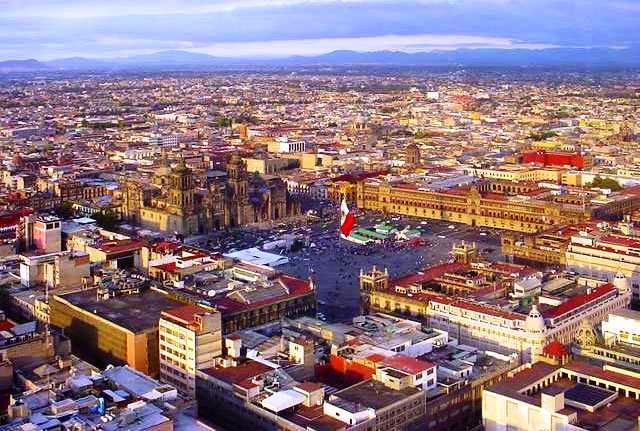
top-left (613, 272), bottom-right (630, 293)
top-left (525, 304), bottom-right (546, 333)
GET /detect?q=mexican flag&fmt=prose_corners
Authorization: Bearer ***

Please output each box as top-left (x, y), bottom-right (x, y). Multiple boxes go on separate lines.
top-left (340, 198), bottom-right (356, 238)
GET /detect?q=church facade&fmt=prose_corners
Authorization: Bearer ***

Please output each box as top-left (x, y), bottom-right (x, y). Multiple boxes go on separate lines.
top-left (121, 155), bottom-right (298, 235)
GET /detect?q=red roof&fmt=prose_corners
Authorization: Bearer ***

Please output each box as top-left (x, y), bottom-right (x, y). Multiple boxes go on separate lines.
top-left (152, 240), bottom-right (183, 253)
top-left (542, 283), bottom-right (616, 319)
top-left (564, 361), bottom-right (640, 390)
top-left (382, 354), bottom-right (434, 375)
top-left (211, 275), bottom-right (313, 314)
top-left (600, 234), bottom-right (640, 249)
top-left (392, 262), bottom-right (465, 288)
top-left (543, 339), bottom-right (569, 358)
top-left (202, 360), bottom-right (272, 385)
top-left (235, 379), bottom-right (259, 390)
top-left (331, 170), bottom-right (388, 184)
top-left (0, 208), bottom-right (32, 229)
top-left (161, 304), bottom-right (208, 326)
top-left (98, 239), bottom-right (144, 254)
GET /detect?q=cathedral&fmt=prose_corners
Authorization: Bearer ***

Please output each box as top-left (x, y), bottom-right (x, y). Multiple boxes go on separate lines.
top-left (121, 154), bottom-right (298, 235)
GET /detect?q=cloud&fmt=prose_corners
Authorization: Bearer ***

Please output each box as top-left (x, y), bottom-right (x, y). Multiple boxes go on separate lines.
top-left (193, 34), bottom-right (559, 58)
top-left (0, 0), bottom-right (517, 18)
top-left (0, 0), bottom-right (637, 60)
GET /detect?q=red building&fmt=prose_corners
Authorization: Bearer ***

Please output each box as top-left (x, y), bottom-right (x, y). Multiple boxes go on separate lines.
top-left (520, 151), bottom-right (590, 170)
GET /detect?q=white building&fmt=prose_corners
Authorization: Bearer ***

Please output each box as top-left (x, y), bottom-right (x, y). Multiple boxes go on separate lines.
top-left (601, 307), bottom-right (640, 346)
top-left (268, 137), bottom-right (307, 154)
top-left (566, 231), bottom-right (640, 299)
top-left (483, 360), bottom-right (640, 431)
top-left (426, 277), bottom-right (631, 360)
top-left (159, 304), bottom-right (222, 398)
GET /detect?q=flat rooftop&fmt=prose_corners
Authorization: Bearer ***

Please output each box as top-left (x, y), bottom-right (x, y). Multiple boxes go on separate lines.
top-left (57, 288), bottom-right (184, 333)
top-left (280, 404), bottom-right (346, 431)
top-left (201, 360), bottom-right (273, 386)
top-left (332, 379), bottom-right (419, 411)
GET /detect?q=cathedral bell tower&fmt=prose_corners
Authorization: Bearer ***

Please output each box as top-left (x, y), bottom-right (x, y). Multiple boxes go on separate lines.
top-left (168, 158), bottom-right (195, 215)
top-left (225, 154), bottom-right (251, 227)
top-left (226, 154), bottom-right (248, 199)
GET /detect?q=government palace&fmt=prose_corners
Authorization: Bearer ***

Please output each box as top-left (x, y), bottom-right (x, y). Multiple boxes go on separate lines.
top-left (354, 177), bottom-right (640, 233)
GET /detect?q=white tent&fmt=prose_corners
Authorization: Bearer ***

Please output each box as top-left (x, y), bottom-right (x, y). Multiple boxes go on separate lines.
top-left (261, 390), bottom-right (305, 413)
top-left (224, 247), bottom-right (289, 267)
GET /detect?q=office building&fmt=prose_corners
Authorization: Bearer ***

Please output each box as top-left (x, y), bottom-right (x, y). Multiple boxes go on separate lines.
top-left (159, 305), bottom-right (222, 397)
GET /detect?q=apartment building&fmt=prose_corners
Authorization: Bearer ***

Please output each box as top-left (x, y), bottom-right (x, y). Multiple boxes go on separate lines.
top-left (566, 230), bottom-right (640, 299)
top-left (159, 305), bottom-right (222, 397)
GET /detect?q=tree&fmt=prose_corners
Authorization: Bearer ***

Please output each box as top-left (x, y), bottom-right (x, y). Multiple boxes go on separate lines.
top-left (54, 201), bottom-right (75, 219)
top-left (529, 130), bottom-right (559, 141)
top-left (214, 117), bottom-right (233, 128)
top-left (92, 210), bottom-right (119, 230)
top-left (586, 176), bottom-right (622, 192)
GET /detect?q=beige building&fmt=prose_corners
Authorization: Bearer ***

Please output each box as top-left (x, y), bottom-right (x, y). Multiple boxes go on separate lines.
top-left (566, 232), bottom-right (640, 299)
top-left (464, 166), bottom-right (566, 184)
top-left (19, 251), bottom-right (90, 289)
top-left (361, 266), bottom-right (632, 360)
top-left (244, 157), bottom-right (297, 174)
top-left (484, 359), bottom-right (640, 431)
top-left (159, 305), bottom-right (222, 397)
top-left (50, 288), bottom-right (185, 378)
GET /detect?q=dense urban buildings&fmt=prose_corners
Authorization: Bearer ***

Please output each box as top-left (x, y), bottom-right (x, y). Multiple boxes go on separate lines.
top-left (0, 58), bottom-right (639, 431)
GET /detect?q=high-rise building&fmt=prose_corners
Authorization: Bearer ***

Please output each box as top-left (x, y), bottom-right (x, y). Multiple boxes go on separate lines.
top-left (159, 305), bottom-right (222, 397)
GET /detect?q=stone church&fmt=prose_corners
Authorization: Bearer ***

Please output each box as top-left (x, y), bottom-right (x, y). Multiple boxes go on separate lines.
top-left (121, 154), bottom-right (298, 235)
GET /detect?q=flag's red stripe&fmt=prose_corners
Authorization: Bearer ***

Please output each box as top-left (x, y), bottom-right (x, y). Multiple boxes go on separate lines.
top-left (340, 212), bottom-right (356, 236)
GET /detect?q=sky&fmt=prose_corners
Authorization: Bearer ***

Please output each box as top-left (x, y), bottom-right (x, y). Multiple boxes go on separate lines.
top-left (1, 0), bottom-right (639, 60)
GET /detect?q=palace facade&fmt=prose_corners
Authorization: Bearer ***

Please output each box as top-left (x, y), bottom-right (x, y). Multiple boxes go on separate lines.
top-left (356, 178), bottom-right (640, 233)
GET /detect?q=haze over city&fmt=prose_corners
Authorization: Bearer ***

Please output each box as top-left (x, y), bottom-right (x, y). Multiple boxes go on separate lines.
top-left (1, 2), bottom-right (640, 431)
top-left (1, 0), bottom-right (640, 60)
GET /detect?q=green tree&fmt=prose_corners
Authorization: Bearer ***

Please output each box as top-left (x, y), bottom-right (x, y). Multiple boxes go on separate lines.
top-left (586, 176), bottom-right (622, 192)
top-left (214, 117), bottom-right (233, 128)
top-left (529, 130), bottom-right (559, 141)
top-left (54, 201), bottom-right (75, 219)
top-left (93, 210), bottom-right (119, 230)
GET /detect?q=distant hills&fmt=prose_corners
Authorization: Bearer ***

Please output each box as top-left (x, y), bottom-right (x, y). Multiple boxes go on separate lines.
top-left (0, 59), bottom-right (50, 73)
top-left (2, 46), bottom-right (640, 72)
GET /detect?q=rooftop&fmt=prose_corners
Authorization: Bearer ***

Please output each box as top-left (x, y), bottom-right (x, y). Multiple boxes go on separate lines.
top-left (332, 379), bottom-right (419, 411)
top-left (201, 360), bottom-right (273, 386)
top-left (55, 288), bottom-right (184, 333)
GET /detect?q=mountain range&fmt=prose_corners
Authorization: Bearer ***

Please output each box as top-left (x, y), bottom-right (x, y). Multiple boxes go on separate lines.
top-left (2, 46), bottom-right (640, 72)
